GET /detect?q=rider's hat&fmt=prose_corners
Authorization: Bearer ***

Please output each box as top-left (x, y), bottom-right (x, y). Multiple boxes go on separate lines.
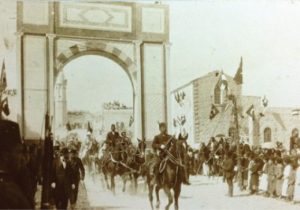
top-left (158, 122), bottom-right (167, 128)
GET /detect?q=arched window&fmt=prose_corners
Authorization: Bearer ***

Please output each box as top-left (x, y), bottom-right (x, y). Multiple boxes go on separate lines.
top-left (214, 75), bottom-right (228, 104)
top-left (264, 127), bottom-right (272, 142)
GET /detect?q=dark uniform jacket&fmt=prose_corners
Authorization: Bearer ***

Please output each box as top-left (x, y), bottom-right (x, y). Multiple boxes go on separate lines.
top-left (106, 131), bottom-right (120, 148)
top-left (152, 133), bottom-right (172, 157)
top-left (222, 157), bottom-right (235, 179)
top-left (70, 157), bottom-right (85, 183)
top-left (51, 159), bottom-right (75, 198)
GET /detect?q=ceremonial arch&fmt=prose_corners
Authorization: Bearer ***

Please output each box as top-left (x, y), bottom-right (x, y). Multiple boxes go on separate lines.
top-left (17, 1), bottom-right (170, 141)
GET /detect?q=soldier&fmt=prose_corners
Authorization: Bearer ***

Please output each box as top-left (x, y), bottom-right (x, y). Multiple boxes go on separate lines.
top-left (121, 131), bottom-right (131, 146)
top-left (222, 151), bottom-right (235, 197)
top-left (51, 148), bottom-right (75, 210)
top-left (105, 124), bottom-right (120, 148)
top-left (69, 149), bottom-right (85, 209)
top-left (0, 119), bottom-right (33, 209)
top-left (151, 122), bottom-right (190, 185)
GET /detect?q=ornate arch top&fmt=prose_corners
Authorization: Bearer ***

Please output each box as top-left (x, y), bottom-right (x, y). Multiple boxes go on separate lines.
top-left (55, 41), bottom-right (137, 90)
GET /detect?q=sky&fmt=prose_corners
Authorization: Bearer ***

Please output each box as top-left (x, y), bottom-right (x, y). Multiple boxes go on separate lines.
top-left (61, 0), bottom-right (300, 112)
top-left (1, 0), bottom-right (300, 113)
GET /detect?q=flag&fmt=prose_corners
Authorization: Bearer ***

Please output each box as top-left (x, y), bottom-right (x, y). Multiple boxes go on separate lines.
top-left (1, 97), bottom-right (9, 116)
top-left (66, 121), bottom-right (72, 131)
top-left (87, 121), bottom-right (93, 133)
top-left (246, 104), bottom-right (255, 120)
top-left (173, 118), bottom-right (177, 127)
top-left (0, 60), bottom-right (7, 92)
top-left (129, 115), bottom-right (134, 127)
top-left (209, 104), bottom-right (219, 120)
top-left (234, 57), bottom-right (243, 85)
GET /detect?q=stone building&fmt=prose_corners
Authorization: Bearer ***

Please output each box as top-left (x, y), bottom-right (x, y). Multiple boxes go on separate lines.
top-left (171, 58), bottom-right (300, 149)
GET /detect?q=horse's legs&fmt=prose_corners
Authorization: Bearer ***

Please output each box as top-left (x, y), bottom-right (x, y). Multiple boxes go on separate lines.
top-left (122, 175), bottom-right (127, 192)
top-left (155, 185), bottom-right (160, 209)
top-left (147, 176), bottom-right (154, 210)
top-left (174, 184), bottom-right (181, 210)
top-left (111, 173), bottom-right (116, 195)
top-left (133, 173), bottom-right (138, 194)
top-left (103, 169), bottom-right (110, 190)
top-left (163, 187), bottom-right (173, 210)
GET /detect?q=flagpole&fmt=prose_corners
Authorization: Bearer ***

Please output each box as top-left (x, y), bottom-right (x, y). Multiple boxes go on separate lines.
top-left (0, 92), bottom-right (2, 120)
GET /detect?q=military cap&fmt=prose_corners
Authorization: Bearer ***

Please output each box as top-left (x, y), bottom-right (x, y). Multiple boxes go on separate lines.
top-left (159, 122), bottom-right (167, 128)
top-left (0, 119), bottom-right (22, 151)
top-left (60, 147), bottom-right (69, 155)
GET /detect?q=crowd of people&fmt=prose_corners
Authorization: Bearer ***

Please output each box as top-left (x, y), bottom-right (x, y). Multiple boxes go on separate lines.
top-left (0, 120), bottom-right (41, 208)
top-left (186, 135), bottom-right (300, 204)
top-left (1, 117), bottom-right (300, 209)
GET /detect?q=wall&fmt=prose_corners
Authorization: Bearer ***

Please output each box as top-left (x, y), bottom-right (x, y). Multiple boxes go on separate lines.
top-left (170, 82), bottom-right (195, 146)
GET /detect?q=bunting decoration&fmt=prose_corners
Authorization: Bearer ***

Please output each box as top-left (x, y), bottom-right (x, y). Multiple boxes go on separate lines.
top-left (246, 104), bottom-right (255, 120)
top-left (174, 91), bottom-right (186, 106)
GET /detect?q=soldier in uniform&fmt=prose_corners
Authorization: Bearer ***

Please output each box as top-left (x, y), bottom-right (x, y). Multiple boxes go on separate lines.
top-left (222, 151), bottom-right (235, 197)
top-left (151, 122), bottom-right (190, 185)
top-left (120, 131), bottom-right (131, 146)
top-left (105, 124), bottom-right (120, 149)
top-left (0, 119), bottom-right (33, 209)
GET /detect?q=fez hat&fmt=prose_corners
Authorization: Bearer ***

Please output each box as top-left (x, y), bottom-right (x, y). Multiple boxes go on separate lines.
top-left (159, 122), bottom-right (166, 128)
top-left (60, 147), bottom-right (69, 155)
top-left (0, 120), bottom-right (22, 151)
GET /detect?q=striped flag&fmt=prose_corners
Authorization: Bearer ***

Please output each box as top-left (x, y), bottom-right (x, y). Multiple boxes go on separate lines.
top-left (0, 60), bottom-right (7, 92)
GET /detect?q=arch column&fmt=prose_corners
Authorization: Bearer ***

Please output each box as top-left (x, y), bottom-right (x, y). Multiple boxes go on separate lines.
top-left (46, 34), bottom-right (56, 127)
top-left (133, 40), bottom-right (143, 141)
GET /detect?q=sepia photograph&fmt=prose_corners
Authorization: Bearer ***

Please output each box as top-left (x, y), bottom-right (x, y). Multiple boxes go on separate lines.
top-left (1, 0), bottom-right (300, 209)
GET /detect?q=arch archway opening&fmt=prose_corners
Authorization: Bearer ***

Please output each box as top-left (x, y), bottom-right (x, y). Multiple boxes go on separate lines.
top-left (53, 55), bottom-right (134, 142)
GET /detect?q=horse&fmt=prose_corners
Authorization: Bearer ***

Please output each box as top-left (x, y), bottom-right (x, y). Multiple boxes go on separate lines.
top-left (99, 138), bottom-right (136, 194)
top-left (146, 138), bottom-right (186, 210)
top-left (125, 138), bottom-right (147, 193)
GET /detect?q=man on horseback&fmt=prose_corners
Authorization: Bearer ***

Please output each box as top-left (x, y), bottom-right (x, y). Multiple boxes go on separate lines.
top-left (105, 124), bottom-right (120, 149)
top-left (150, 122), bottom-right (190, 185)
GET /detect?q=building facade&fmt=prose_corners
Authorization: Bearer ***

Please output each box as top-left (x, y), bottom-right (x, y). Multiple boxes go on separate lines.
top-left (171, 58), bottom-right (300, 149)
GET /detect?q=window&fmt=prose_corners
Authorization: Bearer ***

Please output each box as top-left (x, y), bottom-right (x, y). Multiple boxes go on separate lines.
top-left (264, 127), bottom-right (272, 142)
top-left (214, 76), bottom-right (228, 104)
